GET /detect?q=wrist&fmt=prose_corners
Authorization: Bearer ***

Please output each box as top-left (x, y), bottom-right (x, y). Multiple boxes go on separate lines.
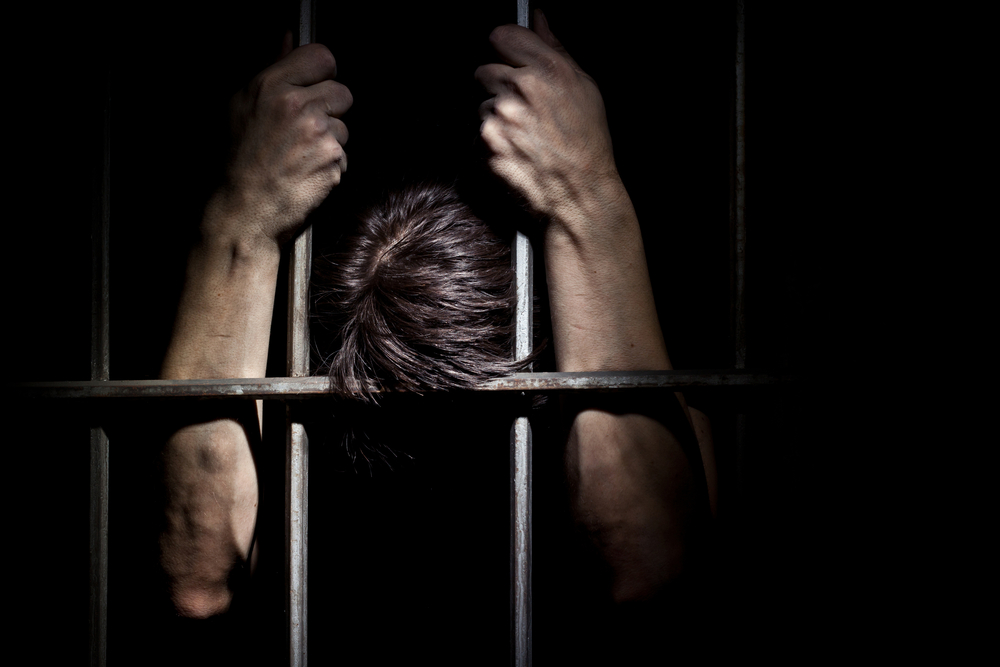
top-left (544, 176), bottom-right (636, 248)
top-left (200, 189), bottom-right (282, 261)
top-left (544, 179), bottom-right (639, 254)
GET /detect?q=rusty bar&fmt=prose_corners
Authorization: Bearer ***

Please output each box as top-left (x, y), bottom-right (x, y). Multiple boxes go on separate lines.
top-left (512, 6), bottom-right (533, 667)
top-left (285, 3), bottom-right (315, 666)
top-left (89, 67), bottom-right (110, 667)
top-left (10, 370), bottom-right (790, 400)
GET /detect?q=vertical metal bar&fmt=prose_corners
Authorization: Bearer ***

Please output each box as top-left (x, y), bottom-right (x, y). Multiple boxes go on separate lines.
top-left (286, 3), bottom-right (315, 666)
top-left (511, 231), bottom-right (533, 667)
top-left (89, 69), bottom-right (111, 667)
top-left (731, 1), bottom-right (748, 497)
top-left (511, 413), bottom-right (532, 667)
top-left (731, 0), bottom-right (746, 370)
top-left (512, 6), bottom-right (533, 667)
top-left (517, 0), bottom-right (531, 29)
top-left (285, 414), bottom-right (308, 667)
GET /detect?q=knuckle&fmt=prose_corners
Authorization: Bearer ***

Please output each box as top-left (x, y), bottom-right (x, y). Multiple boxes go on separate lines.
top-left (254, 68), bottom-right (280, 95)
top-left (493, 97), bottom-right (522, 123)
top-left (480, 118), bottom-right (502, 149)
top-left (515, 73), bottom-right (540, 99)
top-left (307, 112), bottom-right (329, 137)
top-left (536, 52), bottom-right (568, 79)
top-left (321, 134), bottom-right (343, 162)
top-left (305, 43), bottom-right (337, 73)
top-left (278, 88), bottom-right (305, 116)
top-left (489, 24), bottom-right (519, 47)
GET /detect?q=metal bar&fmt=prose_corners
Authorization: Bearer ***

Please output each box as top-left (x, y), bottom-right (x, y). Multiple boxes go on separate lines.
top-left (286, 3), bottom-right (315, 665)
top-left (511, 413), bottom-right (532, 667)
top-left (732, 0), bottom-right (746, 370)
top-left (512, 6), bottom-right (534, 667)
top-left (517, 0), bottom-right (532, 29)
top-left (285, 415), bottom-right (308, 667)
top-left (10, 370), bottom-right (791, 400)
top-left (733, 0), bottom-right (748, 507)
top-left (89, 67), bottom-right (111, 667)
top-left (512, 230), bottom-right (534, 366)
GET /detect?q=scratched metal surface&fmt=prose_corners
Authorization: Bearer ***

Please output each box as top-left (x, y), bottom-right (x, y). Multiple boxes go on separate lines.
top-left (89, 67), bottom-right (110, 667)
top-left (11, 370), bottom-right (790, 400)
top-left (285, 3), bottom-right (316, 666)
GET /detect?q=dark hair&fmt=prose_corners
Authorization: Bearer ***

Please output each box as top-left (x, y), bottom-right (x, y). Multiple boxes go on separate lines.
top-left (313, 182), bottom-right (530, 401)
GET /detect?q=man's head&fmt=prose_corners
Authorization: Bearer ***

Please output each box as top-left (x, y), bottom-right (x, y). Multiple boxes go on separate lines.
top-left (313, 181), bottom-right (526, 400)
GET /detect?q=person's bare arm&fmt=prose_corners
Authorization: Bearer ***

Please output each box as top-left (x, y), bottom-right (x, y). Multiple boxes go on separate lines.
top-left (477, 11), bottom-right (714, 601)
top-left (159, 38), bottom-right (352, 618)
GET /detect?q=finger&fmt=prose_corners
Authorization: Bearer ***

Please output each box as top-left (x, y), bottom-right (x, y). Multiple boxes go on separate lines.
top-left (532, 9), bottom-right (584, 73)
top-left (328, 117), bottom-right (349, 147)
top-left (474, 63), bottom-right (515, 95)
top-left (477, 97), bottom-right (495, 122)
top-left (302, 79), bottom-right (353, 117)
top-left (335, 148), bottom-right (347, 176)
top-left (488, 23), bottom-right (554, 68)
top-left (479, 116), bottom-right (505, 154)
top-left (268, 43), bottom-right (338, 87)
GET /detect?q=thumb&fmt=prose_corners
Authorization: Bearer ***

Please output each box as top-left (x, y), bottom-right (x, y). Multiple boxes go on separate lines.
top-left (532, 9), bottom-right (583, 72)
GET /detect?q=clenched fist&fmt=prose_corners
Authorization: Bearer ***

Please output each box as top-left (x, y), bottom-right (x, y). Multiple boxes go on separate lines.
top-left (476, 11), bottom-right (627, 231)
top-left (211, 40), bottom-right (353, 245)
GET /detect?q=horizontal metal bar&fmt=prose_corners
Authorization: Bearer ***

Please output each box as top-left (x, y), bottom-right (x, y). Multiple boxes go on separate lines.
top-left (9, 370), bottom-right (790, 400)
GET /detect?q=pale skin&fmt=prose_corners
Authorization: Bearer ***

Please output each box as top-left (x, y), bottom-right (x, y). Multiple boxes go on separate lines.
top-left (159, 12), bottom-right (714, 618)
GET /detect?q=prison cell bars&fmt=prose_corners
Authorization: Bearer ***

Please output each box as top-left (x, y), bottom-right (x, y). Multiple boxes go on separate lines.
top-left (26, 372), bottom-right (786, 400)
top-left (732, 0), bottom-right (748, 504)
top-left (70, 1), bottom-right (750, 665)
top-left (89, 67), bottom-right (111, 667)
top-left (511, 5), bottom-right (534, 666)
top-left (286, 3), bottom-right (316, 664)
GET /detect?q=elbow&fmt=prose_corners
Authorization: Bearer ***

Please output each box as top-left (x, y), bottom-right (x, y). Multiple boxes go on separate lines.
top-left (170, 584), bottom-right (234, 619)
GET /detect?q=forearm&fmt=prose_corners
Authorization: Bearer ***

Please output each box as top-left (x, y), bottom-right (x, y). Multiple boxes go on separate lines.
top-left (543, 178), bottom-right (669, 373)
top-left (162, 196), bottom-right (282, 380)
top-left (546, 182), bottom-right (703, 601)
top-left (153, 40), bottom-right (349, 618)
top-left (158, 199), bottom-right (279, 617)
